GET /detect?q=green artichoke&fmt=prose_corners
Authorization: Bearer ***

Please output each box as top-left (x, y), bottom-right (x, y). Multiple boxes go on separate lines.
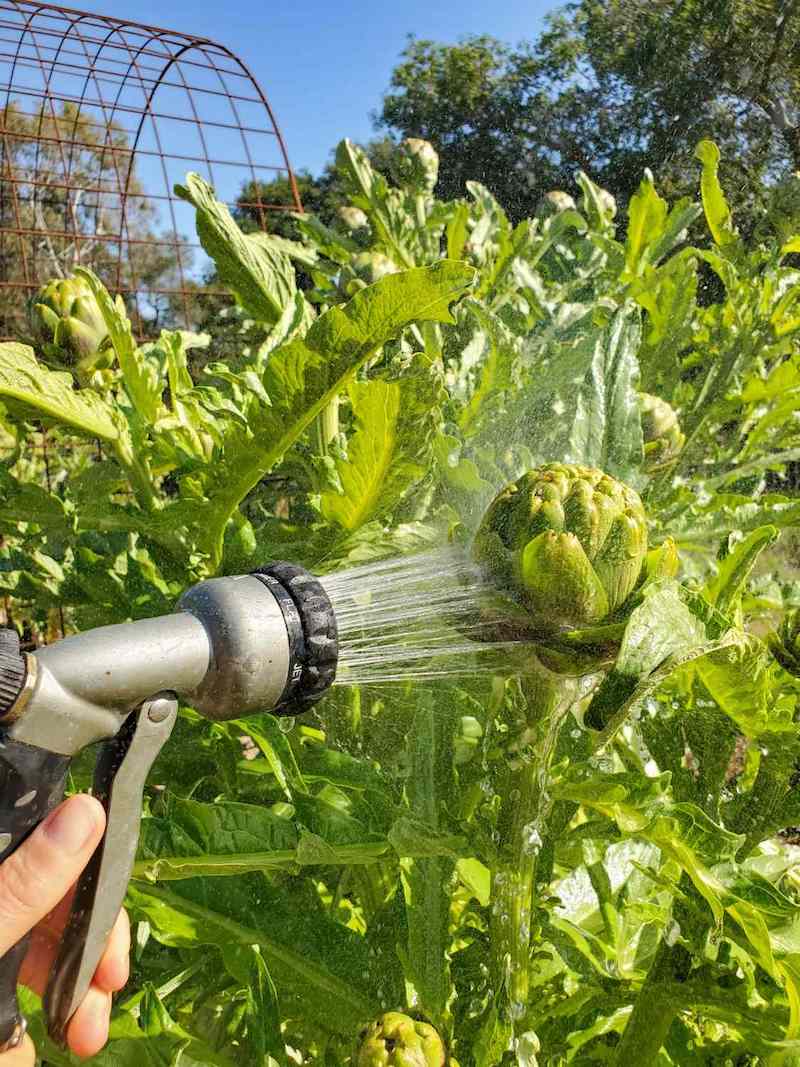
top-left (473, 464), bottom-right (647, 634)
top-left (338, 205), bottom-right (370, 232)
top-left (639, 393), bottom-right (685, 472)
top-left (392, 138), bottom-right (439, 194)
top-left (535, 190), bottom-right (577, 218)
top-left (770, 609), bottom-right (800, 676)
top-left (356, 1012), bottom-right (446, 1067)
top-left (30, 274), bottom-right (110, 378)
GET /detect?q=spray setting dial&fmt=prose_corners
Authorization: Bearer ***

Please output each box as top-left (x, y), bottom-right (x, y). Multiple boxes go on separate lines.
top-left (0, 630), bottom-right (27, 720)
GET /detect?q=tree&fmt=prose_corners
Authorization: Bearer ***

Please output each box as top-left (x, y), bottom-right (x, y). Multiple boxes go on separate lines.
top-left (377, 2), bottom-right (800, 223)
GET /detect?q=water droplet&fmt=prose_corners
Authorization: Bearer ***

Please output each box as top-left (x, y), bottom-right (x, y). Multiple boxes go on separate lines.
top-left (278, 716), bottom-right (295, 733)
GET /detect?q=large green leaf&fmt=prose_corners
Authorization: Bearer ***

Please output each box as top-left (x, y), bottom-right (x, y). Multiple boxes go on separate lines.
top-left (195, 262), bottom-right (474, 565)
top-left (694, 141), bottom-right (738, 250)
top-left (585, 580), bottom-right (707, 730)
top-left (76, 268), bottom-right (162, 424)
top-left (128, 875), bottom-right (379, 1036)
top-left (567, 307), bottom-right (644, 481)
top-left (0, 342), bottom-right (118, 440)
top-left (625, 174), bottom-right (668, 275)
top-left (175, 172), bottom-right (296, 324)
top-left (320, 355), bottom-right (442, 531)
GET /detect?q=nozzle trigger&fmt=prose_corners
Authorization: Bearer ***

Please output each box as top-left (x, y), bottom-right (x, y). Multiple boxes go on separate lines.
top-left (43, 693), bottom-right (178, 1047)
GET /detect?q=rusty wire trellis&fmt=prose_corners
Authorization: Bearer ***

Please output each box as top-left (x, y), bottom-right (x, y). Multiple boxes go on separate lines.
top-left (0, 0), bottom-right (302, 339)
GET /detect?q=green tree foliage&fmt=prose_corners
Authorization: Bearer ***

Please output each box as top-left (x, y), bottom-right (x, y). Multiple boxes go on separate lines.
top-left (378, 2), bottom-right (800, 224)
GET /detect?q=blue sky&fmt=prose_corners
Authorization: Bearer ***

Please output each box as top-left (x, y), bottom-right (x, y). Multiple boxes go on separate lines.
top-left (68, 0), bottom-right (556, 176)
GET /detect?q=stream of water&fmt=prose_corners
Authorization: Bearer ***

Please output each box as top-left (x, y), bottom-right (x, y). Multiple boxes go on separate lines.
top-left (321, 548), bottom-right (523, 686)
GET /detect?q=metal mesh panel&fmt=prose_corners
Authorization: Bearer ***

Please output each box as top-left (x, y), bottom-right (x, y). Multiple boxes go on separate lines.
top-left (0, 0), bottom-right (302, 339)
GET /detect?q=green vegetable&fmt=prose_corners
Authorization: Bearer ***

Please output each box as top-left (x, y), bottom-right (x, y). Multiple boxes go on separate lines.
top-left (473, 463), bottom-right (647, 633)
top-left (356, 1013), bottom-right (446, 1066)
top-left (392, 138), bottom-right (439, 194)
top-left (639, 392), bottom-right (685, 471)
top-left (30, 274), bottom-right (112, 381)
top-left (535, 190), bottom-right (577, 217)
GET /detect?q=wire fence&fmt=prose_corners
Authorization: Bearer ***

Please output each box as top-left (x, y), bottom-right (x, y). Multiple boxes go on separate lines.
top-left (0, 0), bottom-right (302, 339)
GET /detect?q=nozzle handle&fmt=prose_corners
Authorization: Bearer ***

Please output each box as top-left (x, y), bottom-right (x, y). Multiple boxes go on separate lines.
top-left (0, 736), bottom-right (71, 1052)
top-left (44, 693), bottom-right (177, 1047)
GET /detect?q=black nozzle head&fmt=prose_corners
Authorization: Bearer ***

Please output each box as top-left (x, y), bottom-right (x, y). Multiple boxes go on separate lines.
top-left (0, 629), bottom-right (26, 720)
top-left (251, 562), bottom-right (338, 716)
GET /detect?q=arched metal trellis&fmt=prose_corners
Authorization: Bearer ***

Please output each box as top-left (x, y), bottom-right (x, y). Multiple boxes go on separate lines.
top-left (0, 0), bottom-right (302, 339)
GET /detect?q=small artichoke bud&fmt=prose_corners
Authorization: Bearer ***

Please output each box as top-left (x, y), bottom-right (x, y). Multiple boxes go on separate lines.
top-left (767, 172), bottom-right (800, 244)
top-left (351, 252), bottom-right (400, 284)
top-left (338, 205), bottom-right (369, 232)
top-left (473, 464), bottom-right (648, 635)
top-left (535, 190), bottom-right (577, 218)
top-left (30, 274), bottom-right (110, 377)
top-left (393, 138), bottom-right (439, 194)
top-left (356, 1012), bottom-right (446, 1066)
top-left (770, 609), bottom-right (800, 676)
top-left (639, 393), bottom-right (685, 472)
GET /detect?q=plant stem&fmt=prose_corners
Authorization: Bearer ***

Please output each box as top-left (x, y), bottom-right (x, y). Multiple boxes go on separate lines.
top-left (613, 937), bottom-right (691, 1065)
top-left (314, 394), bottom-right (340, 456)
top-left (490, 667), bottom-right (574, 1021)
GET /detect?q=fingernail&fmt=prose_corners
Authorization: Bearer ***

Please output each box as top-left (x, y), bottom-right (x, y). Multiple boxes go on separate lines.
top-left (43, 796), bottom-right (101, 855)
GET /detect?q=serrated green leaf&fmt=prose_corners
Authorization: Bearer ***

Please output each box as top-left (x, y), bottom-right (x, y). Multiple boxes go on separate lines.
top-left (75, 268), bottom-right (163, 424)
top-left (195, 262), bottom-right (474, 566)
top-left (694, 140), bottom-right (737, 249)
top-left (0, 342), bottom-right (118, 439)
top-left (320, 357), bottom-right (441, 531)
top-left (175, 172), bottom-right (296, 324)
top-left (565, 307), bottom-right (644, 481)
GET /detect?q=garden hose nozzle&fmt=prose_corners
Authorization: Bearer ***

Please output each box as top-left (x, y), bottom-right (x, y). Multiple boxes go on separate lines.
top-left (0, 562), bottom-right (337, 1052)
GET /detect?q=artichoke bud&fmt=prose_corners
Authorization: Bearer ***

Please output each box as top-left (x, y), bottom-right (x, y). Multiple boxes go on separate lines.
top-left (392, 138), bottom-right (439, 194)
top-left (770, 609), bottom-right (800, 677)
top-left (535, 190), bottom-right (577, 218)
top-left (351, 252), bottom-right (400, 284)
top-left (473, 464), bottom-right (648, 636)
top-left (356, 1012), bottom-right (446, 1066)
top-left (338, 205), bottom-right (369, 232)
top-left (639, 393), bottom-right (685, 472)
top-left (30, 275), bottom-right (110, 373)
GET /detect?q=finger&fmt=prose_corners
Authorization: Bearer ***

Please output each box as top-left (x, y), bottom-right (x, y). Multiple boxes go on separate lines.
top-left (65, 986), bottom-right (111, 1061)
top-left (0, 795), bottom-right (105, 957)
top-left (92, 909), bottom-right (130, 993)
top-left (0, 1032), bottom-right (34, 1067)
top-left (18, 891), bottom-right (76, 995)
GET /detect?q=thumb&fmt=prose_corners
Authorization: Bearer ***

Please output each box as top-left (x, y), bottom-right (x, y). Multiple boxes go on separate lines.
top-left (0, 795), bottom-right (105, 957)
top-left (0, 1032), bottom-right (34, 1066)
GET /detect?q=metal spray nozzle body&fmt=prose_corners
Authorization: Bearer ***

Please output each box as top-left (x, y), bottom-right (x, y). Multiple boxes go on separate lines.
top-left (3, 562), bottom-right (338, 756)
top-left (0, 561), bottom-right (337, 1052)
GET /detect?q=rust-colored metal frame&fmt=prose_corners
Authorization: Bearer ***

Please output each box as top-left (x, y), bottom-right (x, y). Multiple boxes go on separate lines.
top-left (0, 0), bottom-right (302, 337)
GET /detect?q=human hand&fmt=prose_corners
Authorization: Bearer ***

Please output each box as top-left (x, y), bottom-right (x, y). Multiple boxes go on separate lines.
top-left (0, 795), bottom-right (130, 1064)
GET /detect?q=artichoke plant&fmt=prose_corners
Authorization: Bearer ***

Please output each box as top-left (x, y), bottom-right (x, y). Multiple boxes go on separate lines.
top-left (392, 138), bottom-right (439, 194)
top-left (640, 392), bottom-right (685, 472)
top-left (472, 463), bottom-right (648, 635)
top-left (356, 1012), bottom-right (446, 1066)
top-left (30, 274), bottom-right (111, 380)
